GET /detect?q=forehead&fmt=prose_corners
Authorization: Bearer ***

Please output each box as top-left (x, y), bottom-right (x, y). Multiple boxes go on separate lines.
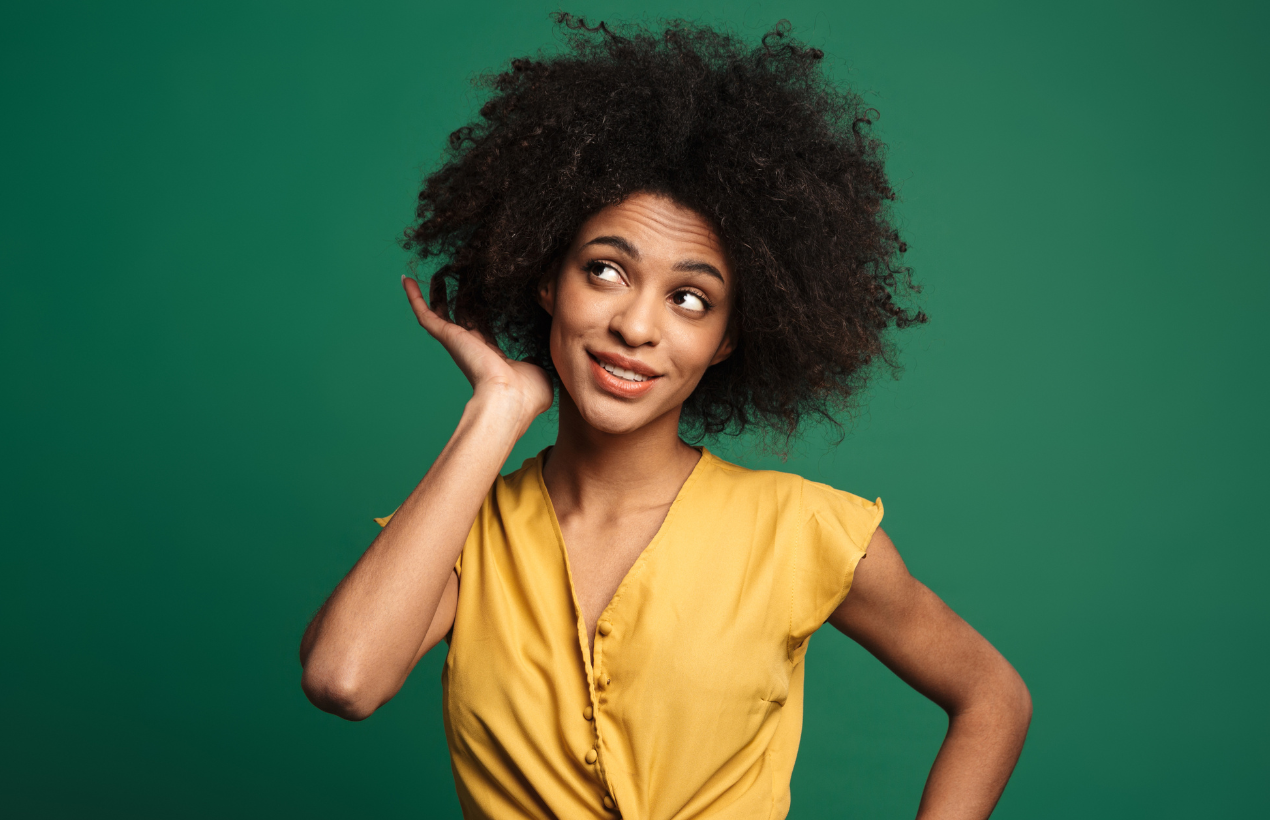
top-left (574, 193), bottom-right (729, 273)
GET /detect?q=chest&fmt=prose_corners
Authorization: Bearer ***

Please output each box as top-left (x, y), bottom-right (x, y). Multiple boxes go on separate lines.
top-left (445, 489), bottom-right (800, 744)
top-left (441, 472), bottom-right (806, 819)
top-left (556, 504), bottom-right (672, 653)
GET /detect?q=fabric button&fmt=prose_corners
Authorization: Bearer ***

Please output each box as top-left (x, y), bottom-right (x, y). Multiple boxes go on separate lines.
top-left (583, 706), bottom-right (594, 721)
top-left (598, 620), bottom-right (613, 636)
top-left (585, 748), bottom-right (598, 765)
top-left (603, 795), bottom-right (615, 810)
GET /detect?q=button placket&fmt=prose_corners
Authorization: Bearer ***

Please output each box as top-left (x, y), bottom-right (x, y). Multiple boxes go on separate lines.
top-left (536, 450), bottom-right (710, 820)
top-left (540, 450), bottom-right (635, 818)
top-left (595, 619), bottom-right (615, 692)
top-left (589, 619), bottom-right (620, 813)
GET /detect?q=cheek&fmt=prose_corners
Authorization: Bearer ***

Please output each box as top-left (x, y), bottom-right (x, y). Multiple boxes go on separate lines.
top-left (668, 322), bottom-right (729, 373)
top-left (551, 283), bottom-right (607, 342)
top-left (547, 286), bottom-right (598, 371)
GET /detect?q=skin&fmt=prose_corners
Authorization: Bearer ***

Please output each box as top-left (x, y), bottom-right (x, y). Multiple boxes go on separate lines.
top-left (300, 192), bottom-right (1031, 819)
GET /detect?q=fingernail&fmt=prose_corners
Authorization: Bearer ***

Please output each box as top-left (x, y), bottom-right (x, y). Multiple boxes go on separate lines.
top-left (401, 274), bottom-right (408, 286)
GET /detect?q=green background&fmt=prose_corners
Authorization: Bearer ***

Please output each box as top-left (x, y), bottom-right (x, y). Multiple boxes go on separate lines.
top-left (3, 1), bottom-right (1266, 816)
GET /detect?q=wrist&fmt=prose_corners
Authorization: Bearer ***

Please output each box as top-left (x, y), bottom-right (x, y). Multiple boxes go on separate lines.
top-left (467, 383), bottom-right (543, 437)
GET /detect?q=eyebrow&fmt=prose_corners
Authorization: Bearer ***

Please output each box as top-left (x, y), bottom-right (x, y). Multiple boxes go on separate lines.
top-left (582, 235), bottom-right (640, 260)
top-left (671, 259), bottom-right (726, 284)
top-left (581, 235), bottom-right (726, 284)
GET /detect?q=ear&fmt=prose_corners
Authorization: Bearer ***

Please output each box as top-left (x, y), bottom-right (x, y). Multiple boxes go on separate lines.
top-left (709, 328), bottom-right (736, 366)
top-left (536, 273), bottom-right (557, 317)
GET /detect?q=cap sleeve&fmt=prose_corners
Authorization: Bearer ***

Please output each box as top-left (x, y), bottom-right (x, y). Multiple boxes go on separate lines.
top-left (373, 506), bottom-right (465, 578)
top-left (792, 478), bottom-right (884, 643)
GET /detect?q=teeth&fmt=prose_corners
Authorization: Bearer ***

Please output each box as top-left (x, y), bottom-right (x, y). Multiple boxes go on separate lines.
top-left (600, 361), bottom-right (648, 382)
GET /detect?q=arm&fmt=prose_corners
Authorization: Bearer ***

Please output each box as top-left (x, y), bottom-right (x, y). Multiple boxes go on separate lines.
top-left (828, 528), bottom-right (1032, 819)
top-left (299, 275), bottom-right (552, 721)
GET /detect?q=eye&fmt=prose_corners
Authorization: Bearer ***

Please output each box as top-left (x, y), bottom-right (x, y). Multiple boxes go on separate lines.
top-left (671, 290), bottom-right (709, 313)
top-left (585, 261), bottom-right (624, 284)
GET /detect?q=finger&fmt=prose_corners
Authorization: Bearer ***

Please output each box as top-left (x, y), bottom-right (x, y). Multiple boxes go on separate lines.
top-left (401, 275), bottom-right (510, 366)
top-left (470, 328), bottom-right (515, 362)
top-left (401, 275), bottom-right (453, 339)
top-left (464, 325), bottom-right (506, 356)
top-left (401, 275), bottom-right (486, 376)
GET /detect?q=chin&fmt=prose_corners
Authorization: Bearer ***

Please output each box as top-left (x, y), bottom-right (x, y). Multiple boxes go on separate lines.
top-left (571, 392), bottom-right (667, 435)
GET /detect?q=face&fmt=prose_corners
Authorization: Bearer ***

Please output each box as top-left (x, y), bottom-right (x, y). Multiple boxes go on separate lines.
top-left (538, 191), bottom-right (736, 436)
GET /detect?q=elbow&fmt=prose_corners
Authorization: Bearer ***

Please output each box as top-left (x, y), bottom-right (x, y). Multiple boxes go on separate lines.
top-left (951, 663), bottom-right (1033, 739)
top-left (300, 663), bottom-right (381, 722)
top-left (1016, 673), bottom-right (1034, 731)
top-left (999, 666), bottom-right (1033, 738)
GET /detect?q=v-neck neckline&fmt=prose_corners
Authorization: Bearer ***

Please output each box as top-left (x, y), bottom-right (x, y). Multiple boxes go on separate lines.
top-left (535, 445), bottom-right (714, 674)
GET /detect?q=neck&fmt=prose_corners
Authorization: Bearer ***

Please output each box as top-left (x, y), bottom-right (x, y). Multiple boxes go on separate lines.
top-left (542, 391), bottom-right (701, 515)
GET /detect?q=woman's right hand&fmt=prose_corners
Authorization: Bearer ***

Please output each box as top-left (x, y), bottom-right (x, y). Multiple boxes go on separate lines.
top-left (300, 277), bottom-right (551, 720)
top-left (402, 275), bottom-right (554, 427)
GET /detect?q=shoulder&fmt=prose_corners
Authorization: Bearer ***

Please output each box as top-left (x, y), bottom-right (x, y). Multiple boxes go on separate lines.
top-left (495, 453), bottom-right (541, 494)
top-left (375, 452), bottom-right (545, 529)
top-left (800, 475), bottom-right (884, 559)
top-left (482, 451), bottom-right (546, 521)
top-left (701, 449), bottom-right (880, 519)
top-left (698, 449), bottom-right (801, 494)
top-left (800, 476), bottom-right (883, 522)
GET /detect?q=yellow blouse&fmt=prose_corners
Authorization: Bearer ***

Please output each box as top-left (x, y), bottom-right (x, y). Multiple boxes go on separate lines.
top-left (375, 447), bottom-right (883, 819)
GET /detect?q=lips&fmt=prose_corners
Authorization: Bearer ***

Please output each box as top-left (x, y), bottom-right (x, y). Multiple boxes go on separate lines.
top-left (597, 360), bottom-right (649, 382)
top-left (587, 351), bottom-right (662, 398)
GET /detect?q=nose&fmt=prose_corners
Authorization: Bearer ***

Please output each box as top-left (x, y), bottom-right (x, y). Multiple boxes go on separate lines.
top-left (609, 289), bottom-right (661, 348)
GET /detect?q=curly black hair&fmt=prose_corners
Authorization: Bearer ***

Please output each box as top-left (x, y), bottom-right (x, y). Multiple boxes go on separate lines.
top-left (403, 13), bottom-right (926, 441)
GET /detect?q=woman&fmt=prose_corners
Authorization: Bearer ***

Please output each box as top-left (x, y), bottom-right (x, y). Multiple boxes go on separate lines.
top-left (300, 14), bottom-right (1031, 819)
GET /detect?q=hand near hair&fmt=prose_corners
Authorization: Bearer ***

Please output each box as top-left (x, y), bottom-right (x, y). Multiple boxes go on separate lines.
top-left (402, 275), bottom-right (553, 430)
top-left (299, 278), bottom-right (555, 720)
